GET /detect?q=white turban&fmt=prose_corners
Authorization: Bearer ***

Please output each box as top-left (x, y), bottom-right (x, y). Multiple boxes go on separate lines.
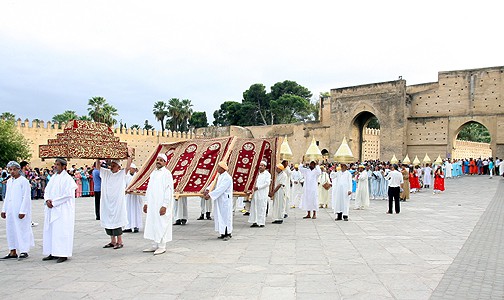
top-left (157, 153), bottom-right (168, 162)
top-left (259, 161), bottom-right (267, 166)
top-left (6, 161), bottom-right (21, 169)
top-left (130, 163), bottom-right (137, 169)
top-left (55, 158), bottom-right (67, 166)
top-left (110, 159), bottom-right (121, 166)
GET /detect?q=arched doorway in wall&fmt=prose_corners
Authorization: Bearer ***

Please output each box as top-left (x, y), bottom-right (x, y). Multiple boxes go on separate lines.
top-left (452, 121), bottom-right (492, 159)
top-left (350, 112), bottom-right (381, 161)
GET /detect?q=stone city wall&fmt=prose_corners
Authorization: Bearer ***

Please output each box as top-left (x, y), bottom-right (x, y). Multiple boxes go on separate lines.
top-left (452, 140), bottom-right (492, 159)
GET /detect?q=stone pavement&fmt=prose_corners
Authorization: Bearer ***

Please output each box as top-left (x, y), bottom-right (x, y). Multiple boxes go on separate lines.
top-left (430, 179), bottom-right (504, 300)
top-left (0, 175), bottom-right (501, 299)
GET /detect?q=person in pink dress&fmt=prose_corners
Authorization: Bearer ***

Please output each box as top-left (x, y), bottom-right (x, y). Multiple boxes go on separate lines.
top-left (74, 170), bottom-right (82, 198)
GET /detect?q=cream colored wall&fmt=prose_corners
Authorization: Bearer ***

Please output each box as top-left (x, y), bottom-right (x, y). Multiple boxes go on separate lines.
top-left (15, 119), bottom-right (191, 168)
top-left (452, 140), bottom-right (492, 159)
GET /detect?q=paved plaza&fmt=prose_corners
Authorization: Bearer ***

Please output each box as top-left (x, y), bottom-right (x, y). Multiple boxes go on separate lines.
top-left (0, 175), bottom-right (502, 299)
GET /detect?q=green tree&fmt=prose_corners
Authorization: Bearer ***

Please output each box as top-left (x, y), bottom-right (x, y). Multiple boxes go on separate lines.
top-left (130, 124), bottom-right (141, 130)
top-left (79, 115), bottom-right (93, 121)
top-left (270, 80), bottom-right (312, 102)
top-left (52, 110), bottom-right (78, 125)
top-left (366, 117), bottom-right (380, 129)
top-left (87, 96), bottom-right (118, 126)
top-left (179, 99), bottom-right (193, 132)
top-left (153, 101), bottom-right (168, 133)
top-left (166, 98), bottom-right (183, 131)
top-left (0, 119), bottom-right (31, 166)
top-left (270, 94), bottom-right (313, 124)
top-left (243, 83), bottom-right (269, 125)
top-left (212, 101), bottom-right (255, 127)
top-left (457, 122), bottom-right (491, 143)
top-left (1, 112), bottom-right (16, 121)
top-left (189, 111), bottom-right (209, 128)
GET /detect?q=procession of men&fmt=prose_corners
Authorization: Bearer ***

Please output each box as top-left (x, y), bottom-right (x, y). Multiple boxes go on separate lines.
top-left (1, 145), bottom-right (501, 264)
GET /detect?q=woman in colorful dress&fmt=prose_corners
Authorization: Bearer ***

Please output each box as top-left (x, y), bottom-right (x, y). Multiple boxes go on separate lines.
top-left (74, 169), bottom-right (83, 197)
top-left (409, 167), bottom-right (421, 193)
top-left (433, 166), bottom-right (445, 194)
top-left (81, 168), bottom-right (89, 196)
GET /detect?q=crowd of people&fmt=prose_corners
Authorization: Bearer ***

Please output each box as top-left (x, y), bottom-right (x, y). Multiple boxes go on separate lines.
top-left (1, 153), bottom-right (502, 263)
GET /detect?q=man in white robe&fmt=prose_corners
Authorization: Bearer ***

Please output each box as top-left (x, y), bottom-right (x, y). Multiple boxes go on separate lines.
top-left (1, 161), bottom-right (34, 260)
top-left (271, 164), bottom-right (287, 224)
top-left (204, 161), bottom-right (233, 241)
top-left (97, 154), bottom-right (132, 249)
top-left (124, 163), bottom-right (143, 233)
top-left (444, 160), bottom-right (453, 179)
top-left (42, 158), bottom-right (77, 263)
top-left (281, 160), bottom-right (291, 218)
top-left (317, 165), bottom-right (331, 208)
top-left (354, 165), bottom-right (370, 210)
top-left (290, 165), bottom-right (303, 208)
top-left (248, 161), bottom-right (271, 227)
top-left (333, 164), bottom-right (352, 221)
top-left (143, 153), bottom-right (174, 255)
top-left (299, 161), bottom-right (321, 219)
top-left (423, 164), bottom-right (433, 188)
top-left (173, 197), bottom-right (188, 225)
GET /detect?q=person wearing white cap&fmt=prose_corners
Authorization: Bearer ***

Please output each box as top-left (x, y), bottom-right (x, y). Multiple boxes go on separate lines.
top-left (281, 160), bottom-right (291, 218)
top-left (299, 161), bottom-right (322, 219)
top-left (290, 164), bottom-right (304, 208)
top-left (143, 152), bottom-right (174, 255)
top-left (354, 165), bottom-right (370, 210)
top-left (124, 163), bottom-right (142, 233)
top-left (333, 164), bottom-right (352, 221)
top-left (317, 165), bottom-right (331, 209)
top-left (42, 158), bottom-right (78, 263)
top-left (1, 161), bottom-right (34, 260)
top-left (96, 149), bottom-right (132, 250)
top-left (248, 160), bottom-right (271, 228)
top-left (270, 164), bottom-right (287, 224)
top-left (204, 161), bottom-right (233, 241)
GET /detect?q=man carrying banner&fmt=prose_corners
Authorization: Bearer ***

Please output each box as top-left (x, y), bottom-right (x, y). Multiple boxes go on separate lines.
top-left (204, 161), bottom-right (233, 241)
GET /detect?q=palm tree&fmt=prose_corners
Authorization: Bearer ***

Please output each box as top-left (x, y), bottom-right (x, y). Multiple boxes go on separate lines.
top-left (179, 99), bottom-right (193, 132)
top-left (87, 97), bottom-right (118, 127)
top-left (130, 124), bottom-right (141, 130)
top-left (143, 120), bottom-right (154, 130)
top-left (153, 101), bottom-right (168, 134)
top-left (1, 112), bottom-right (16, 121)
top-left (88, 96), bottom-right (106, 122)
top-left (167, 98), bottom-right (183, 131)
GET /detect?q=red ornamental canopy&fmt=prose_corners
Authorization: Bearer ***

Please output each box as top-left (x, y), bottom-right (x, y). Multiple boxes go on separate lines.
top-left (126, 137), bottom-right (278, 197)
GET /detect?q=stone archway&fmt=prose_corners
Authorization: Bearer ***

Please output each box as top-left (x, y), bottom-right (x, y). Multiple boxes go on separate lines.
top-left (350, 111), bottom-right (381, 161)
top-left (452, 121), bottom-right (492, 159)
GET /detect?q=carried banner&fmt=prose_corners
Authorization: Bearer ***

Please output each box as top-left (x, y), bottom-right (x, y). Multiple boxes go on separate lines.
top-left (126, 137), bottom-right (278, 197)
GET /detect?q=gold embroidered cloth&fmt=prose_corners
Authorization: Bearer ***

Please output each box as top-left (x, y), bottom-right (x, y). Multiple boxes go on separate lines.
top-left (39, 120), bottom-right (128, 159)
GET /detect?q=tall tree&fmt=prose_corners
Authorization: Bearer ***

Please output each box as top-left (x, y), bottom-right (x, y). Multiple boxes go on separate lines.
top-left (167, 98), bottom-right (183, 131)
top-left (87, 96), bottom-right (118, 126)
top-left (189, 111), bottom-right (208, 129)
top-left (0, 112), bottom-right (16, 121)
top-left (153, 101), bottom-right (168, 133)
top-left (52, 110), bottom-right (78, 124)
top-left (243, 83), bottom-right (269, 125)
top-left (130, 124), bottom-right (141, 130)
top-left (212, 101), bottom-right (255, 127)
top-left (179, 99), bottom-right (193, 132)
top-left (0, 119), bottom-right (31, 166)
top-left (79, 115), bottom-right (93, 121)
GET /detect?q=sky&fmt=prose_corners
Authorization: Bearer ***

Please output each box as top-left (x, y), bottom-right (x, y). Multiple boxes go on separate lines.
top-left (1, 0), bottom-right (502, 130)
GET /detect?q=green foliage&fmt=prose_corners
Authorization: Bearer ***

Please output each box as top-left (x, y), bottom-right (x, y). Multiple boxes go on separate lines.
top-left (1, 112), bottom-right (16, 122)
top-left (87, 96), bottom-right (118, 127)
top-left (79, 115), bottom-right (93, 121)
top-left (143, 120), bottom-right (154, 130)
top-left (213, 80), bottom-right (314, 126)
top-left (270, 94), bottom-right (313, 124)
top-left (0, 120), bottom-right (31, 166)
top-left (130, 124), bottom-right (141, 130)
top-left (153, 101), bottom-right (168, 133)
top-left (366, 117), bottom-right (380, 129)
top-left (457, 122), bottom-right (491, 143)
top-left (52, 110), bottom-right (79, 126)
top-left (165, 98), bottom-right (193, 132)
top-left (189, 111), bottom-right (209, 128)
